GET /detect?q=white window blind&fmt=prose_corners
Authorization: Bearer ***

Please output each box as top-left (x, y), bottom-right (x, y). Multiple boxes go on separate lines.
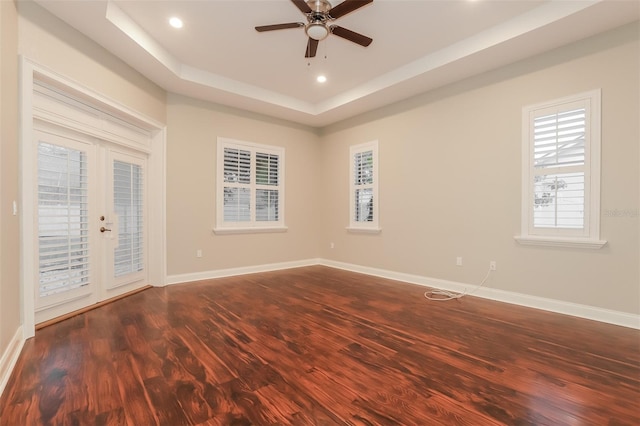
top-left (517, 90), bottom-right (604, 248)
top-left (532, 106), bottom-right (586, 230)
top-left (223, 148), bottom-right (251, 222)
top-left (354, 150), bottom-right (374, 222)
top-left (255, 152), bottom-right (280, 222)
top-left (37, 142), bottom-right (90, 297)
top-left (216, 138), bottom-right (285, 232)
top-left (113, 160), bottom-right (144, 278)
top-left (349, 141), bottom-right (379, 232)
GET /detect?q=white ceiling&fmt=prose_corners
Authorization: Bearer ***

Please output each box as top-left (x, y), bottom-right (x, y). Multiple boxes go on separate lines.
top-left (33, 0), bottom-right (639, 128)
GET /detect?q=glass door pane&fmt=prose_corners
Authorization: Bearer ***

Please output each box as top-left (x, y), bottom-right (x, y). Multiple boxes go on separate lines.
top-left (106, 150), bottom-right (147, 292)
top-left (113, 160), bottom-right (144, 278)
top-left (36, 139), bottom-right (92, 307)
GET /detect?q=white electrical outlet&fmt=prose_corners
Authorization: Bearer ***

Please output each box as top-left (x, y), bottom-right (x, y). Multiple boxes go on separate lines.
top-left (490, 261), bottom-right (497, 271)
top-left (196, 249), bottom-right (203, 258)
top-left (456, 257), bottom-right (463, 266)
top-left (330, 242), bottom-right (335, 249)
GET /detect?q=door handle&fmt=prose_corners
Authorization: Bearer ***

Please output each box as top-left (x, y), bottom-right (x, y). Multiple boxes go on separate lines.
top-left (100, 226), bottom-right (111, 233)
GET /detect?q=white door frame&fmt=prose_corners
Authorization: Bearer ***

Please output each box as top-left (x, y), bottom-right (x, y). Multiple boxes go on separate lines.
top-left (19, 57), bottom-right (166, 339)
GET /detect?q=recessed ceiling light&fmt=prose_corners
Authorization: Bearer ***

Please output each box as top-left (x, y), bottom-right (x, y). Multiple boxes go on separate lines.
top-left (169, 17), bottom-right (183, 29)
top-left (317, 75), bottom-right (327, 83)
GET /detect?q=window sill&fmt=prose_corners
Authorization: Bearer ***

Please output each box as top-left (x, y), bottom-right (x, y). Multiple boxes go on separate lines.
top-left (213, 226), bottom-right (288, 235)
top-left (346, 227), bottom-right (382, 234)
top-left (514, 235), bottom-right (607, 249)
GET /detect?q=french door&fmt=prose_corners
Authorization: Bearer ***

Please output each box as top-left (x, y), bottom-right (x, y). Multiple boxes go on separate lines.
top-left (34, 127), bottom-right (148, 324)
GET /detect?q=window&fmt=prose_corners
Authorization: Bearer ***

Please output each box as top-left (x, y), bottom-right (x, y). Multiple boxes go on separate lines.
top-left (516, 90), bottom-right (606, 248)
top-left (348, 140), bottom-right (380, 232)
top-left (215, 138), bottom-right (285, 233)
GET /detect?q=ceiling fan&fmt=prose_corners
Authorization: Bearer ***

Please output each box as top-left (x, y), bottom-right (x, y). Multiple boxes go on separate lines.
top-left (255, 0), bottom-right (373, 58)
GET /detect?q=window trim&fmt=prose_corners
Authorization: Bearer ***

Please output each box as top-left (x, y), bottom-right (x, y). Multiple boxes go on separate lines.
top-left (515, 89), bottom-right (606, 249)
top-left (214, 137), bottom-right (286, 234)
top-left (347, 140), bottom-right (381, 233)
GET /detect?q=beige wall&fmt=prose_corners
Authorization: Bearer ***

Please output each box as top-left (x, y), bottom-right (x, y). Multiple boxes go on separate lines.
top-left (166, 95), bottom-right (321, 275)
top-left (17, 1), bottom-right (166, 123)
top-left (319, 23), bottom-right (640, 315)
top-left (0, 0), bottom-right (20, 358)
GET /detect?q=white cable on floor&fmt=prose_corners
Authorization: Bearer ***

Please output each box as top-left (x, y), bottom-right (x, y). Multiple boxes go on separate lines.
top-left (424, 267), bottom-right (492, 301)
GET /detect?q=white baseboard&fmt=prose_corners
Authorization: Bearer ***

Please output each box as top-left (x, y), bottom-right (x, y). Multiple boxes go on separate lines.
top-left (0, 326), bottom-right (25, 398)
top-left (165, 258), bottom-right (639, 329)
top-left (320, 259), bottom-right (640, 330)
top-left (166, 258), bottom-right (322, 285)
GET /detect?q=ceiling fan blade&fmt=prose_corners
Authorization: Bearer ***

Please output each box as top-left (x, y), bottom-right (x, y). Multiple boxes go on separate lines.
top-left (328, 0), bottom-right (373, 19)
top-left (292, 0), bottom-right (312, 14)
top-left (255, 22), bottom-right (304, 32)
top-left (331, 26), bottom-right (372, 47)
top-left (305, 38), bottom-right (319, 58)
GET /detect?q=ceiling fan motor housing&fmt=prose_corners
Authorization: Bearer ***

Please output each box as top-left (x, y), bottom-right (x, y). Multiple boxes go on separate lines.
top-left (305, 0), bottom-right (332, 40)
top-left (307, 0), bottom-right (332, 14)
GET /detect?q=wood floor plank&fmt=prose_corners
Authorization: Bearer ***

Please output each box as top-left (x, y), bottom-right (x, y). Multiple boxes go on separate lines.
top-left (113, 351), bottom-right (159, 426)
top-left (1, 266), bottom-right (638, 425)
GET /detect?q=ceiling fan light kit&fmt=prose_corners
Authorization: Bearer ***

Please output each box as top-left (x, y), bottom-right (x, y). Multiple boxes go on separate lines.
top-left (306, 22), bottom-right (329, 41)
top-left (255, 0), bottom-right (373, 58)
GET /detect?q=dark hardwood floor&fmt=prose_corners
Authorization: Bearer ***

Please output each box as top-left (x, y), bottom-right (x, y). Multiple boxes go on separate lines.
top-left (1, 265), bottom-right (639, 425)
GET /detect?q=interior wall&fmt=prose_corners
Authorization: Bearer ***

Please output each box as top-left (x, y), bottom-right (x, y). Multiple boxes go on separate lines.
top-left (17, 1), bottom-right (166, 124)
top-left (0, 0), bottom-right (20, 355)
top-left (166, 95), bottom-right (321, 276)
top-left (319, 23), bottom-right (640, 315)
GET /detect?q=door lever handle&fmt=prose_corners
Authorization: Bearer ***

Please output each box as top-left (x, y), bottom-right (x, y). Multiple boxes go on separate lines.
top-left (100, 226), bottom-right (111, 233)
